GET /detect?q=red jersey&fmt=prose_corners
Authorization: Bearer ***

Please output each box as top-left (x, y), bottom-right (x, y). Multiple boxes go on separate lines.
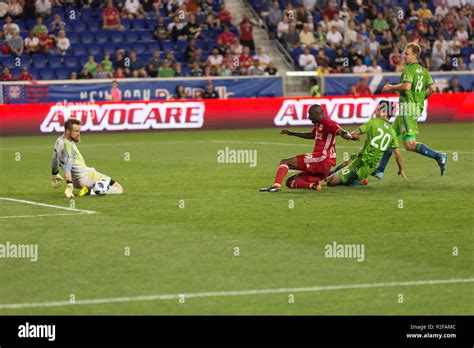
top-left (239, 21), bottom-right (253, 41)
top-left (218, 31), bottom-right (235, 47)
top-left (309, 116), bottom-right (341, 166)
top-left (103, 7), bottom-right (119, 26)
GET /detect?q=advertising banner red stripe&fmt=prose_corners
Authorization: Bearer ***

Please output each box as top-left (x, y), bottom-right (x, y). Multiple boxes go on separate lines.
top-left (0, 93), bottom-right (473, 136)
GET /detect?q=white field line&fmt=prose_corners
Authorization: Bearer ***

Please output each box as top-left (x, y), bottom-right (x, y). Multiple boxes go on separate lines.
top-left (0, 198), bottom-right (97, 218)
top-left (0, 278), bottom-right (472, 310)
top-left (0, 140), bottom-right (472, 154)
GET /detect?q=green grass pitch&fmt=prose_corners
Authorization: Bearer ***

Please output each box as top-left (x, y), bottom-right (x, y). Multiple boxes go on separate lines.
top-left (0, 123), bottom-right (472, 315)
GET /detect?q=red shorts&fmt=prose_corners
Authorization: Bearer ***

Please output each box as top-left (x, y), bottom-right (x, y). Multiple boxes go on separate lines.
top-left (295, 154), bottom-right (333, 179)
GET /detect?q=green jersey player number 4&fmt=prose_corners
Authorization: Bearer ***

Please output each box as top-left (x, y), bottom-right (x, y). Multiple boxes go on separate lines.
top-left (326, 100), bottom-right (407, 187)
top-left (374, 42), bottom-right (448, 179)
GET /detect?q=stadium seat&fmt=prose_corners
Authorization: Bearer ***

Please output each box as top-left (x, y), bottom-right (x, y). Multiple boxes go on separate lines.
top-left (161, 40), bottom-right (174, 51)
top-left (73, 44), bottom-right (87, 56)
top-left (201, 28), bottom-right (211, 38)
top-left (87, 44), bottom-right (102, 56)
top-left (92, 7), bottom-right (103, 19)
top-left (174, 52), bottom-right (184, 62)
top-left (26, 19), bottom-right (36, 30)
top-left (139, 31), bottom-right (154, 42)
top-left (68, 32), bottom-right (80, 45)
top-left (204, 39), bottom-right (215, 50)
top-left (132, 43), bottom-right (147, 55)
top-left (131, 19), bottom-right (146, 30)
top-left (81, 8), bottom-right (94, 20)
top-left (158, 8), bottom-right (167, 17)
top-left (81, 34), bottom-right (95, 45)
top-left (102, 43), bottom-right (117, 55)
top-left (147, 42), bottom-right (161, 54)
top-left (27, 68), bottom-right (39, 79)
top-left (38, 68), bottom-right (55, 80)
top-left (121, 19), bottom-right (131, 31)
top-left (116, 42), bottom-right (132, 53)
top-left (145, 19), bottom-right (156, 29)
top-left (95, 31), bottom-right (109, 44)
top-left (77, 55), bottom-right (89, 66)
top-left (16, 56), bottom-right (31, 69)
top-left (176, 40), bottom-right (188, 52)
top-left (1, 56), bottom-right (15, 69)
top-left (32, 55), bottom-right (48, 68)
top-left (48, 55), bottom-right (63, 68)
top-left (86, 19), bottom-right (101, 32)
top-left (110, 31), bottom-right (124, 43)
top-left (51, 7), bottom-right (64, 18)
top-left (64, 55), bottom-right (79, 68)
top-left (72, 21), bottom-right (87, 33)
top-left (125, 31), bottom-right (139, 42)
top-left (141, 53), bottom-right (152, 62)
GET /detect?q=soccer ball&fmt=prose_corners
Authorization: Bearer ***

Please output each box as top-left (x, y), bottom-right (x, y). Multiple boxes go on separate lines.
top-left (93, 178), bottom-right (110, 195)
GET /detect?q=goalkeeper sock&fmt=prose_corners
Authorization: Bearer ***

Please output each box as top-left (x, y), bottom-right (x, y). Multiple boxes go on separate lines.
top-left (274, 164), bottom-right (289, 186)
top-left (415, 143), bottom-right (441, 161)
top-left (376, 149), bottom-right (393, 174)
top-left (329, 162), bottom-right (345, 176)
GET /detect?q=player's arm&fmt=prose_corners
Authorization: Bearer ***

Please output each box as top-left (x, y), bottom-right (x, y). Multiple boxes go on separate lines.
top-left (336, 128), bottom-right (358, 141)
top-left (425, 72), bottom-right (436, 99)
top-left (382, 82), bottom-right (411, 92)
top-left (393, 147), bottom-right (408, 181)
top-left (280, 129), bottom-right (314, 139)
top-left (59, 145), bottom-right (74, 197)
top-left (51, 151), bottom-right (64, 188)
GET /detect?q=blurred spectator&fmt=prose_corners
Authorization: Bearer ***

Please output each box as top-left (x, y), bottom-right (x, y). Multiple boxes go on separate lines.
top-left (194, 89), bottom-right (203, 100)
top-left (353, 58), bottom-right (368, 73)
top-left (282, 25), bottom-right (299, 51)
top-left (18, 67), bottom-right (33, 81)
top-left (32, 17), bottom-right (47, 36)
top-left (3, 16), bottom-right (20, 40)
top-left (440, 55), bottom-right (454, 71)
top-left (24, 31), bottom-right (40, 54)
top-left (229, 36), bottom-right (243, 55)
top-left (217, 25), bottom-right (236, 49)
top-left (129, 51), bottom-right (147, 77)
top-left (80, 68), bottom-right (92, 79)
top-left (355, 78), bottom-right (372, 95)
top-left (435, 1), bottom-right (449, 18)
top-left (240, 13), bottom-right (257, 51)
top-left (147, 50), bottom-right (162, 77)
top-left (173, 84), bottom-right (187, 99)
top-left (253, 46), bottom-right (270, 68)
top-left (168, 15), bottom-right (187, 41)
top-left (185, 14), bottom-right (202, 39)
top-left (367, 59), bottom-right (382, 73)
top-left (203, 81), bottom-right (218, 98)
top-left (348, 46), bottom-right (364, 68)
top-left (174, 63), bottom-right (185, 77)
top-left (122, 0), bottom-right (147, 20)
top-left (309, 78), bottom-right (321, 96)
top-left (220, 62), bottom-right (233, 76)
top-left (113, 67), bottom-right (126, 79)
top-left (7, 30), bottom-right (23, 56)
top-left (238, 46), bottom-right (253, 74)
top-left (111, 80), bottom-right (122, 101)
top-left (55, 30), bottom-right (70, 55)
top-left (300, 24), bottom-right (317, 49)
top-left (469, 54), bottom-right (474, 70)
top-left (84, 55), bottom-right (98, 75)
top-left (153, 16), bottom-right (169, 40)
top-left (70, 71), bottom-right (78, 80)
top-left (103, 0), bottom-right (125, 31)
top-left (267, 1), bottom-right (282, 35)
top-left (326, 26), bottom-right (343, 48)
top-left (158, 60), bottom-right (175, 77)
top-left (190, 61), bottom-right (203, 76)
top-left (0, 67), bottom-right (14, 81)
top-left (0, 3), bottom-right (9, 18)
top-left (35, 0), bottom-right (51, 18)
top-left (298, 46), bottom-right (317, 71)
top-left (101, 54), bottom-right (114, 74)
top-left (93, 64), bottom-right (113, 79)
top-left (389, 46), bottom-right (402, 71)
top-left (249, 59), bottom-right (265, 75)
top-left (207, 48), bottom-right (223, 68)
top-left (348, 83), bottom-right (358, 96)
top-left (49, 13), bottom-right (65, 32)
top-left (443, 76), bottom-right (465, 93)
top-left (7, 0), bottom-right (23, 18)
top-left (331, 46), bottom-right (348, 72)
top-left (277, 15), bottom-right (290, 39)
top-left (217, 4), bottom-right (232, 25)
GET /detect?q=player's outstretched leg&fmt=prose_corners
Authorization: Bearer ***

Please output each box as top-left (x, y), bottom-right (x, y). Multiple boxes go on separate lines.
top-left (106, 181), bottom-right (123, 194)
top-left (260, 157), bottom-right (299, 192)
top-left (286, 173), bottom-right (321, 191)
top-left (412, 142), bottom-right (447, 175)
top-left (373, 150), bottom-right (393, 180)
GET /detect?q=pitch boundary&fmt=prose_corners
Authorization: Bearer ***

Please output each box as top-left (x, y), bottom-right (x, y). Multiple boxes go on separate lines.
top-left (0, 278), bottom-right (472, 310)
top-left (0, 197), bottom-right (97, 218)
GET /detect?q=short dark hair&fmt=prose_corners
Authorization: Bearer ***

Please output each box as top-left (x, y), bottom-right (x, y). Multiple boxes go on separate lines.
top-left (64, 118), bottom-right (81, 131)
top-left (309, 104), bottom-right (324, 115)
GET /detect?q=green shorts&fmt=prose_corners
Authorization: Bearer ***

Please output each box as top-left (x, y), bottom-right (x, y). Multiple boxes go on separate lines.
top-left (392, 115), bottom-right (419, 140)
top-left (337, 155), bottom-right (375, 185)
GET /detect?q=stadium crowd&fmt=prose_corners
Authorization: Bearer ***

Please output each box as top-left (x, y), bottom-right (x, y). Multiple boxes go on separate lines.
top-left (0, 0), bottom-right (278, 81)
top-left (255, 0), bottom-right (474, 74)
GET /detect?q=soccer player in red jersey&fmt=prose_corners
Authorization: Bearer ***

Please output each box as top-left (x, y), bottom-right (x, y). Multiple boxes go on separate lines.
top-left (260, 104), bottom-right (357, 192)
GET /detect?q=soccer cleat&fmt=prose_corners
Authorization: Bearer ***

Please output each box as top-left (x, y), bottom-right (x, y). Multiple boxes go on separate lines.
top-left (371, 170), bottom-right (384, 180)
top-left (311, 182), bottom-right (322, 191)
top-left (438, 153), bottom-right (448, 176)
top-left (260, 185), bottom-right (281, 192)
top-left (78, 186), bottom-right (90, 197)
top-left (359, 179), bottom-right (369, 186)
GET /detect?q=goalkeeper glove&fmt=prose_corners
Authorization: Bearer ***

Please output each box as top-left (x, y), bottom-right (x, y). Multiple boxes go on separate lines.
top-left (51, 173), bottom-right (64, 188)
top-left (64, 182), bottom-right (74, 198)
